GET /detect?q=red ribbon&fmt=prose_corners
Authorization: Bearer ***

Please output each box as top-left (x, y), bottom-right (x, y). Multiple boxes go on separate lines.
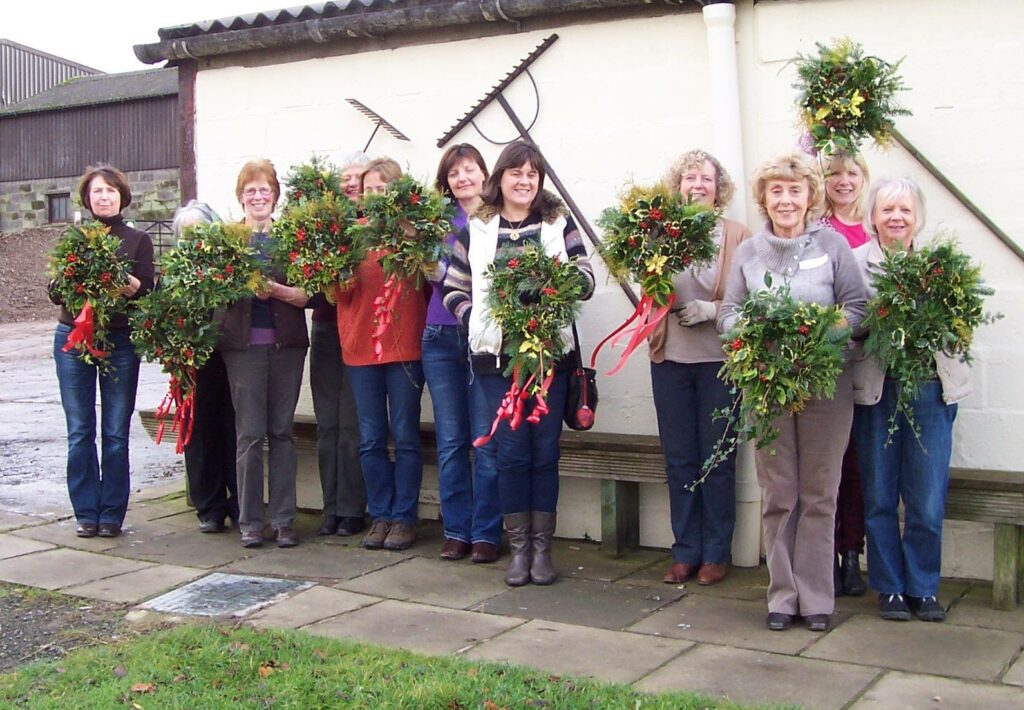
top-left (371, 273), bottom-right (404, 360)
top-left (62, 301), bottom-right (109, 359)
top-left (473, 365), bottom-right (558, 447)
top-left (153, 369), bottom-right (197, 454)
top-left (591, 293), bottom-right (675, 375)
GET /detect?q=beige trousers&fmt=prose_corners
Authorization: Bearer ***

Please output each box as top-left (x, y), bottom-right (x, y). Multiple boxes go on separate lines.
top-left (756, 367), bottom-right (853, 616)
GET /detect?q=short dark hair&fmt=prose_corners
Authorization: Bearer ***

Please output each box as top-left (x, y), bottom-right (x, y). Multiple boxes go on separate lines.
top-left (434, 143), bottom-right (489, 198)
top-left (78, 164), bottom-right (132, 213)
top-left (480, 141), bottom-right (547, 213)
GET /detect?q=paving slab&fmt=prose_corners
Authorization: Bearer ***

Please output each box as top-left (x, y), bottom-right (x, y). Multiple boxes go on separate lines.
top-left (467, 619), bottom-right (692, 684)
top-left (0, 532), bottom-right (54, 559)
top-left (803, 614), bottom-right (1024, 681)
top-left (619, 563), bottom-right (769, 602)
top-left (63, 564), bottom-right (206, 603)
top-left (105, 529), bottom-right (250, 569)
top-left (140, 572), bottom-right (313, 617)
top-left (305, 598), bottom-right (523, 655)
top-left (337, 556), bottom-right (507, 609)
top-left (10, 519), bottom-right (124, 552)
top-left (636, 643), bottom-right (881, 710)
top-left (553, 540), bottom-right (668, 583)
top-left (473, 576), bottom-right (681, 631)
top-left (0, 548), bottom-right (153, 590)
top-left (248, 585), bottom-right (380, 630)
top-left (125, 496), bottom-right (196, 523)
top-left (849, 670), bottom-right (1024, 709)
top-left (0, 510), bottom-right (46, 532)
top-left (226, 542), bottom-right (409, 580)
top-left (946, 584), bottom-right (1024, 634)
top-left (627, 592), bottom-right (833, 655)
top-left (1005, 653), bottom-right (1024, 687)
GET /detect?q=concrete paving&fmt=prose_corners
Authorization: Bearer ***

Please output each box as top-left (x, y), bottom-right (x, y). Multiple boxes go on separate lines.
top-left (0, 547), bottom-right (152, 590)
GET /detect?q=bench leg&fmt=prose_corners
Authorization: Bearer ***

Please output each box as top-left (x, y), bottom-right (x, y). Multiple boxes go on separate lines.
top-left (992, 523), bottom-right (1022, 610)
top-left (601, 480), bottom-right (639, 557)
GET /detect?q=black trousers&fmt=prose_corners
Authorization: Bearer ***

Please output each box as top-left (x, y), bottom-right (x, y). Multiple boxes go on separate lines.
top-left (183, 351), bottom-right (238, 523)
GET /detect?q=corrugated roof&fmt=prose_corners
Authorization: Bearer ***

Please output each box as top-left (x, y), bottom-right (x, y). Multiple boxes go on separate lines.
top-left (157, 0), bottom-right (396, 40)
top-left (0, 68), bottom-right (177, 116)
top-left (0, 38), bottom-right (102, 75)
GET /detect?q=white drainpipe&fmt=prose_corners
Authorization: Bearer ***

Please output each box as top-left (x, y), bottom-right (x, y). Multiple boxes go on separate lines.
top-left (703, 1), bottom-right (761, 568)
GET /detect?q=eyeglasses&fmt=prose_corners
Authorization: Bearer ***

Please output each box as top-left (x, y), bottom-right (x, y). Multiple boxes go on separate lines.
top-left (243, 187), bottom-right (273, 198)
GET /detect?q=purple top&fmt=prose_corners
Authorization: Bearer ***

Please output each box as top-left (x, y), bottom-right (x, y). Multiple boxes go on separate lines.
top-left (426, 203), bottom-right (467, 326)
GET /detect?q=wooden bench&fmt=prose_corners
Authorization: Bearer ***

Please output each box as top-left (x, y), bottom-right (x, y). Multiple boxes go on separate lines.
top-left (138, 409), bottom-right (1024, 608)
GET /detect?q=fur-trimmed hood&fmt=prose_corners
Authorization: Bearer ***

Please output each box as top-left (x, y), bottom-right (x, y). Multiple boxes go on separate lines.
top-left (471, 189), bottom-right (567, 224)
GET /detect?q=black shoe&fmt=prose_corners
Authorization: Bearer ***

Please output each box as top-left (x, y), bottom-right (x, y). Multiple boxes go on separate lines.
top-left (318, 514), bottom-right (339, 536)
top-left (766, 612), bottom-right (794, 631)
top-left (841, 551), bottom-right (867, 596)
top-left (199, 518), bottom-right (226, 534)
top-left (834, 554), bottom-right (846, 597)
top-left (75, 521), bottom-right (98, 538)
top-left (336, 516), bottom-right (366, 537)
top-left (97, 522), bottom-right (122, 538)
top-left (907, 595), bottom-right (946, 622)
top-left (879, 593), bottom-right (912, 621)
top-left (804, 614), bottom-right (831, 632)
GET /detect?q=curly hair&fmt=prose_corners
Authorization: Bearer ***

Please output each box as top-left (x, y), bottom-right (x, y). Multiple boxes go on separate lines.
top-left (662, 149), bottom-right (735, 208)
top-left (751, 151), bottom-right (825, 224)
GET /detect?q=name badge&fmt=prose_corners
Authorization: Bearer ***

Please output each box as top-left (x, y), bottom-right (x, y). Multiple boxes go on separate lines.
top-left (799, 254), bottom-right (829, 270)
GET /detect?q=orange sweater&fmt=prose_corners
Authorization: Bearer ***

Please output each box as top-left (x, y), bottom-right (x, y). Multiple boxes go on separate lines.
top-left (335, 251), bottom-right (427, 366)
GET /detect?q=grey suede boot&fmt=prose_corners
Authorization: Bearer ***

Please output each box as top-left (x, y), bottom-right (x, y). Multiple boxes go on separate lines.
top-left (503, 512), bottom-right (532, 587)
top-left (529, 510), bottom-right (558, 585)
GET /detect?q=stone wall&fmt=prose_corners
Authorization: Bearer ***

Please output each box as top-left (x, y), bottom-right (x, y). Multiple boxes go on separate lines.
top-left (0, 168), bottom-right (180, 232)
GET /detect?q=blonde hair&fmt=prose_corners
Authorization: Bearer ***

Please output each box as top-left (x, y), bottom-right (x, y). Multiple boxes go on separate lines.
top-left (662, 149), bottom-right (735, 208)
top-left (235, 158), bottom-right (280, 207)
top-left (823, 150), bottom-right (871, 221)
top-left (361, 157), bottom-right (402, 190)
top-left (751, 150), bottom-right (825, 224)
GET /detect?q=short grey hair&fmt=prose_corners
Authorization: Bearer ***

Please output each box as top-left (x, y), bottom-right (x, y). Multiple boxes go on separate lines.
top-left (864, 177), bottom-right (927, 238)
top-left (340, 151), bottom-right (371, 169)
top-left (172, 200), bottom-right (221, 236)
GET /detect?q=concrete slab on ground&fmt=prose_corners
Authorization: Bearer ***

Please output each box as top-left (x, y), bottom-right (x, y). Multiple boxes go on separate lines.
top-left (467, 619), bottom-right (692, 684)
top-left (125, 496), bottom-right (195, 523)
top-left (627, 592), bottom-right (831, 655)
top-left (803, 614), bottom-right (1024, 682)
top-left (0, 548), bottom-right (152, 590)
top-left (552, 540), bottom-right (669, 583)
top-left (636, 642), bottom-right (881, 710)
top-left (337, 556), bottom-right (507, 610)
top-left (10, 519), bottom-right (124, 552)
top-left (0, 532), bottom-right (54, 559)
top-left (473, 576), bottom-right (681, 631)
top-left (620, 563), bottom-right (769, 603)
top-left (140, 572), bottom-right (313, 617)
top-left (947, 584), bottom-right (1024, 634)
top-left (226, 542), bottom-right (408, 581)
top-left (104, 528), bottom-right (250, 569)
top-left (63, 564), bottom-right (206, 603)
top-left (1005, 653), bottom-right (1024, 687)
top-left (849, 670), bottom-right (1024, 709)
top-left (304, 598), bottom-right (523, 655)
top-left (248, 585), bottom-right (380, 630)
top-left (0, 510), bottom-right (46, 532)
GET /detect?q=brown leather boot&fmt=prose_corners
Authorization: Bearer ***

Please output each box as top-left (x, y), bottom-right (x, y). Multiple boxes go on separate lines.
top-left (529, 510), bottom-right (558, 585)
top-left (503, 512), bottom-right (532, 586)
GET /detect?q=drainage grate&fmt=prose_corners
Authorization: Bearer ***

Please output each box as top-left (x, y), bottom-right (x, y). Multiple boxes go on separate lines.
top-left (140, 572), bottom-right (313, 617)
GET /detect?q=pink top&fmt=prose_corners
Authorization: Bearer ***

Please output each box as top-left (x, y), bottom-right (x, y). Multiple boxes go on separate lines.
top-left (822, 215), bottom-right (869, 249)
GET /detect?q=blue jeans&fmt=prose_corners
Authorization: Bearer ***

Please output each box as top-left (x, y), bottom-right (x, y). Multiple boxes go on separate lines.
top-left (347, 361), bottom-right (424, 525)
top-left (854, 378), bottom-right (957, 597)
top-left (54, 324), bottom-right (140, 525)
top-left (651, 360), bottom-right (736, 565)
top-left (478, 370), bottom-right (567, 514)
top-left (422, 325), bottom-right (502, 544)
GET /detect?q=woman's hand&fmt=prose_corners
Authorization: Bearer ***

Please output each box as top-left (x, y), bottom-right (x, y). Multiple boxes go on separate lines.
top-left (266, 280), bottom-right (309, 308)
top-left (120, 275), bottom-right (142, 298)
top-left (677, 300), bottom-right (716, 327)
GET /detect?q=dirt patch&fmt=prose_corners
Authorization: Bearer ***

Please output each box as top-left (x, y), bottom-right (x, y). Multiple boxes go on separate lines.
top-left (0, 583), bottom-right (131, 671)
top-left (0, 227), bottom-right (62, 325)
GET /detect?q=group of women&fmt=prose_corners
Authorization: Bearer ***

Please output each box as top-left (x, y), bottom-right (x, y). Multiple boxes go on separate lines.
top-left (53, 141), bottom-right (966, 620)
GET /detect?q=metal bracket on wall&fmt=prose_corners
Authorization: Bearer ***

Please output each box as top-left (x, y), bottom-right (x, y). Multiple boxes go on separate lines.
top-left (347, 98), bottom-right (411, 153)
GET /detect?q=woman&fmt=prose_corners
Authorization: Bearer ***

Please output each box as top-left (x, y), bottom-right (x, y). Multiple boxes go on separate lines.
top-left (336, 157), bottom-right (426, 552)
top-left (52, 164), bottom-right (154, 538)
top-left (718, 151), bottom-right (866, 631)
top-left (218, 159), bottom-right (309, 549)
top-left (650, 150), bottom-right (750, 587)
top-left (425, 143), bottom-right (502, 563)
top-left (822, 150), bottom-right (871, 597)
top-left (311, 152), bottom-right (368, 537)
top-left (852, 177), bottom-right (968, 623)
top-left (172, 201), bottom-right (238, 533)
top-left (444, 141), bottom-right (595, 586)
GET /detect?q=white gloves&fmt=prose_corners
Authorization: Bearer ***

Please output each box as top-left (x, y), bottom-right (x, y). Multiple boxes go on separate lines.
top-left (677, 299), bottom-right (717, 327)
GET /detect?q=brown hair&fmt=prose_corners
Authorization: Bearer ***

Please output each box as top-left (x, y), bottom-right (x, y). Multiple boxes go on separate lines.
top-left (750, 150), bottom-right (825, 223)
top-left (360, 157), bottom-right (403, 190)
top-left (234, 158), bottom-right (280, 207)
top-left (434, 143), bottom-right (489, 198)
top-left (480, 141), bottom-right (546, 213)
top-left (78, 164), bottom-right (132, 212)
top-left (662, 149), bottom-right (736, 208)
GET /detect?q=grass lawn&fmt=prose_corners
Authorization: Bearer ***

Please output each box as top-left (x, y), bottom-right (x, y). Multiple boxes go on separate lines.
top-left (0, 622), bottom-right (791, 709)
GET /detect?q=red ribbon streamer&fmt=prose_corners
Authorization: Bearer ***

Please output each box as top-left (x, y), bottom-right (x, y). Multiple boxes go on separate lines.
top-left (590, 293), bottom-right (675, 375)
top-left (473, 365), bottom-right (558, 447)
top-left (371, 273), bottom-right (404, 360)
top-left (153, 368), bottom-right (197, 454)
top-left (62, 301), bottom-right (109, 359)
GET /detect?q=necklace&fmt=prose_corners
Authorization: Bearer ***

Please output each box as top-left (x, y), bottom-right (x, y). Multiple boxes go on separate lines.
top-left (503, 214), bottom-right (529, 241)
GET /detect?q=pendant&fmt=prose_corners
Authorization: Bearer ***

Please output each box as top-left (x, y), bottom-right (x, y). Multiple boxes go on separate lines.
top-left (509, 230), bottom-right (520, 241)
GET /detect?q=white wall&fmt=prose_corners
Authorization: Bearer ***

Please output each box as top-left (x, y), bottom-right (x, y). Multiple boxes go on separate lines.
top-left (192, 0), bottom-right (1024, 570)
